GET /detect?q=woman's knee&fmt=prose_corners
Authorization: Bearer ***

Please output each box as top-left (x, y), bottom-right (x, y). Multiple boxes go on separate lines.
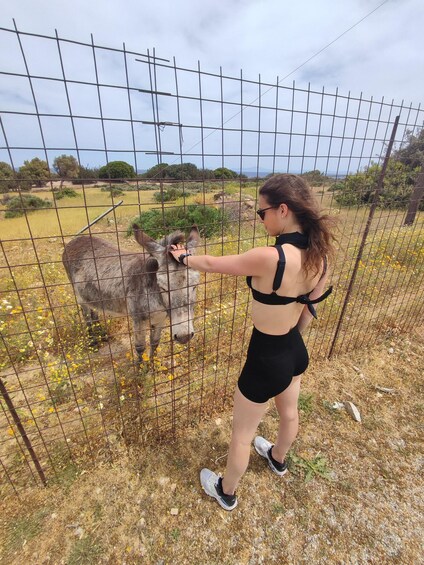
top-left (278, 406), bottom-right (299, 425)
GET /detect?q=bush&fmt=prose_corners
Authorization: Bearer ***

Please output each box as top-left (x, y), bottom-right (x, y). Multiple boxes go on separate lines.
top-left (129, 204), bottom-right (229, 239)
top-left (100, 186), bottom-right (124, 197)
top-left (98, 161), bottom-right (136, 181)
top-left (5, 194), bottom-right (52, 218)
top-left (153, 187), bottom-right (184, 202)
top-left (334, 161), bottom-right (421, 209)
top-left (53, 187), bottom-right (79, 200)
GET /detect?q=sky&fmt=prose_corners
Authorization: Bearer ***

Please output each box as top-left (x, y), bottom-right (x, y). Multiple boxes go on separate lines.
top-left (1, 0), bottom-right (423, 174)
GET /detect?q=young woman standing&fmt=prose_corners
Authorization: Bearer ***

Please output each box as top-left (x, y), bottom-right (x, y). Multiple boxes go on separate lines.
top-left (169, 173), bottom-right (335, 511)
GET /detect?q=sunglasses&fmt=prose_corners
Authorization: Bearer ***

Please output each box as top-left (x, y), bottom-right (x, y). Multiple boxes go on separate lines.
top-left (256, 205), bottom-right (278, 221)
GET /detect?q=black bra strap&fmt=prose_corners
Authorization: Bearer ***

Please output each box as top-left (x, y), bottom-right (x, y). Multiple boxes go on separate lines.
top-left (272, 246), bottom-right (286, 292)
top-left (296, 286), bottom-right (333, 318)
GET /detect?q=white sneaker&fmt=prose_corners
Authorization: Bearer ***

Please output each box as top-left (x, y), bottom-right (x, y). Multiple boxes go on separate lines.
top-left (199, 468), bottom-right (238, 511)
top-left (254, 436), bottom-right (288, 476)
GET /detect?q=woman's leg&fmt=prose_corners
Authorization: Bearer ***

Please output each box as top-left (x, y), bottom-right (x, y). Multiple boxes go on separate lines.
top-left (222, 386), bottom-right (269, 495)
top-left (271, 375), bottom-right (302, 463)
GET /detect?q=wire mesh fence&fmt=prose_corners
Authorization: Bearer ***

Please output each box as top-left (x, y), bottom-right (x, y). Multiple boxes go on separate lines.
top-left (0, 24), bottom-right (423, 496)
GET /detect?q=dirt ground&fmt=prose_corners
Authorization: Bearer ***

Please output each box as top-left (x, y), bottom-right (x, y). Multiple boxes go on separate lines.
top-left (0, 326), bottom-right (423, 565)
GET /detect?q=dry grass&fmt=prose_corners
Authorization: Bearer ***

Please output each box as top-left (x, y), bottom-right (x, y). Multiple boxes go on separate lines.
top-left (1, 326), bottom-right (422, 565)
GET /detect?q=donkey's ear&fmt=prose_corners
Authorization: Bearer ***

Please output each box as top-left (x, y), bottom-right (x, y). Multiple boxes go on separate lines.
top-left (132, 224), bottom-right (163, 254)
top-left (186, 225), bottom-right (200, 251)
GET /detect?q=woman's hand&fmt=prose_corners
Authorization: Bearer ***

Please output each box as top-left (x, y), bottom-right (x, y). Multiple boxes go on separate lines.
top-left (169, 243), bottom-right (189, 263)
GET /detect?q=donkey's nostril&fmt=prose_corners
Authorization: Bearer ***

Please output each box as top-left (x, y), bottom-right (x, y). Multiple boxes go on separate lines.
top-left (190, 332), bottom-right (194, 338)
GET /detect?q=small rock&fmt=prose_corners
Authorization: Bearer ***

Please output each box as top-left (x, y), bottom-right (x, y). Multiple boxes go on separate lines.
top-left (215, 418), bottom-right (222, 426)
top-left (170, 508), bottom-right (179, 516)
top-left (331, 402), bottom-right (344, 410)
top-left (158, 477), bottom-right (170, 486)
top-left (352, 366), bottom-right (361, 373)
top-left (375, 386), bottom-right (396, 394)
top-left (170, 483), bottom-right (177, 492)
top-left (51, 513), bottom-right (57, 519)
top-left (138, 517), bottom-right (146, 529)
top-left (344, 401), bottom-right (361, 422)
top-left (388, 347), bottom-right (394, 354)
top-left (74, 527), bottom-right (84, 538)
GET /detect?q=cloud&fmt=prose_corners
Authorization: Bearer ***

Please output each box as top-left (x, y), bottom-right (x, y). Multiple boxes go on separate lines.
top-left (0, 0), bottom-right (423, 171)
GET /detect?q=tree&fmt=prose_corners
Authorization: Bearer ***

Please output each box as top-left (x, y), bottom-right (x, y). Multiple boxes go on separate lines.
top-left (72, 165), bottom-right (99, 185)
top-left (53, 155), bottom-right (79, 188)
top-left (142, 162), bottom-right (205, 181)
top-left (98, 161), bottom-right (136, 181)
top-left (0, 161), bottom-right (18, 193)
top-left (18, 158), bottom-right (51, 189)
top-left (334, 161), bottom-right (421, 210)
top-left (393, 127), bottom-right (424, 169)
top-left (213, 167), bottom-right (238, 179)
top-left (301, 170), bottom-right (331, 186)
top-left (142, 163), bottom-right (169, 180)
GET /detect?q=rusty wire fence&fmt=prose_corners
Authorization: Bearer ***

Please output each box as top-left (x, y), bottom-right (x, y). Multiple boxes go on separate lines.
top-left (0, 24), bottom-right (423, 496)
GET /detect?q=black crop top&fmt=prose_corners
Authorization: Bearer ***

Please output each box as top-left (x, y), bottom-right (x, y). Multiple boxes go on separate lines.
top-left (246, 231), bottom-right (332, 318)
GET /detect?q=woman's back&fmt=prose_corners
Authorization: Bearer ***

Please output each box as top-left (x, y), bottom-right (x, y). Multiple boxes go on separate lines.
top-left (250, 243), bottom-right (323, 335)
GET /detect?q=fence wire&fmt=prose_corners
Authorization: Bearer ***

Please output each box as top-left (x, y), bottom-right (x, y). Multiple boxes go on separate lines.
top-left (0, 25), bottom-right (423, 496)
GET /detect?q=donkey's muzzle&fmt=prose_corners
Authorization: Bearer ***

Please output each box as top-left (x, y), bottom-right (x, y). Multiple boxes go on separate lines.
top-left (174, 332), bottom-right (194, 344)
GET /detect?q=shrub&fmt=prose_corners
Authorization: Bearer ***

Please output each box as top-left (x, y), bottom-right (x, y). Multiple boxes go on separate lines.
top-left (5, 194), bottom-right (52, 218)
top-left (98, 161), bottom-right (136, 181)
top-left (100, 185), bottom-right (124, 197)
top-left (129, 204), bottom-right (229, 239)
top-left (53, 187), bottom-right (79, 200)
top-left (153, 187), bottom-right (184, 202)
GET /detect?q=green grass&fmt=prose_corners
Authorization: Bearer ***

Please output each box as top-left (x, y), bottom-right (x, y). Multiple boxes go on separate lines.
top-left (67, 536), bottom-right (103, 565)
top-left (288, 452), bottom-right (332, 482)
top-left (298, 392), bottom-right (314, 415)
top-left (2, 507), bottom-right (51, 557)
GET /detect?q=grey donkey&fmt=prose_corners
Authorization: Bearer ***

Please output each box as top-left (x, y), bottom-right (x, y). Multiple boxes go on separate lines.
top-left (62, 224), bottom-right (200, 362)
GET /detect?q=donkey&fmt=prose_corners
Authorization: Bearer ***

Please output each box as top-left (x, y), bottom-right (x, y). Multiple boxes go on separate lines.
top-left (62, 224), bottom-right (200, 362)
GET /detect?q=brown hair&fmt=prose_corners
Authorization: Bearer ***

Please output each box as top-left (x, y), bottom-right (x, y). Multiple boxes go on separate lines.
top-left (259, 174), bottom-right (336, 275)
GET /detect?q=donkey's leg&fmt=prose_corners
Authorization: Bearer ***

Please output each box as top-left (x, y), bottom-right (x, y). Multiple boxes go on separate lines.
top-left (81, 304), bottom-right (101, 347)
top-left (90, 309), bottom-right (108, 342)
top-left (150, 324), bottom-right (163, 358)
top-left (132, 317), bottom-right (147, 363)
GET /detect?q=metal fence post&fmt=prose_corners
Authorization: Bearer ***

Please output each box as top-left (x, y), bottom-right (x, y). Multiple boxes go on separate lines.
top-left (0, 377), bottom-right (47, 486)
top-left (328, 115), bottom-right (400, 358)
top-left (404, 166), bottom-right (424, 226)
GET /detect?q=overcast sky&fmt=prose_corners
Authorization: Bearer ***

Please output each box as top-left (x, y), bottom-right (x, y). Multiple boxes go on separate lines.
top-left (1, 0), bottom-right (423, 173)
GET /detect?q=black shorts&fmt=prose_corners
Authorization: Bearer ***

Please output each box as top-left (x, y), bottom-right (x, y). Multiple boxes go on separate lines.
top-left (238, 326), bottom-right (309, 403)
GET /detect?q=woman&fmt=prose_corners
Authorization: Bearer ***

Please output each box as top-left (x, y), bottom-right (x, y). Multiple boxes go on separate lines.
top-left (169, 173), bottom-right (335, 511)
